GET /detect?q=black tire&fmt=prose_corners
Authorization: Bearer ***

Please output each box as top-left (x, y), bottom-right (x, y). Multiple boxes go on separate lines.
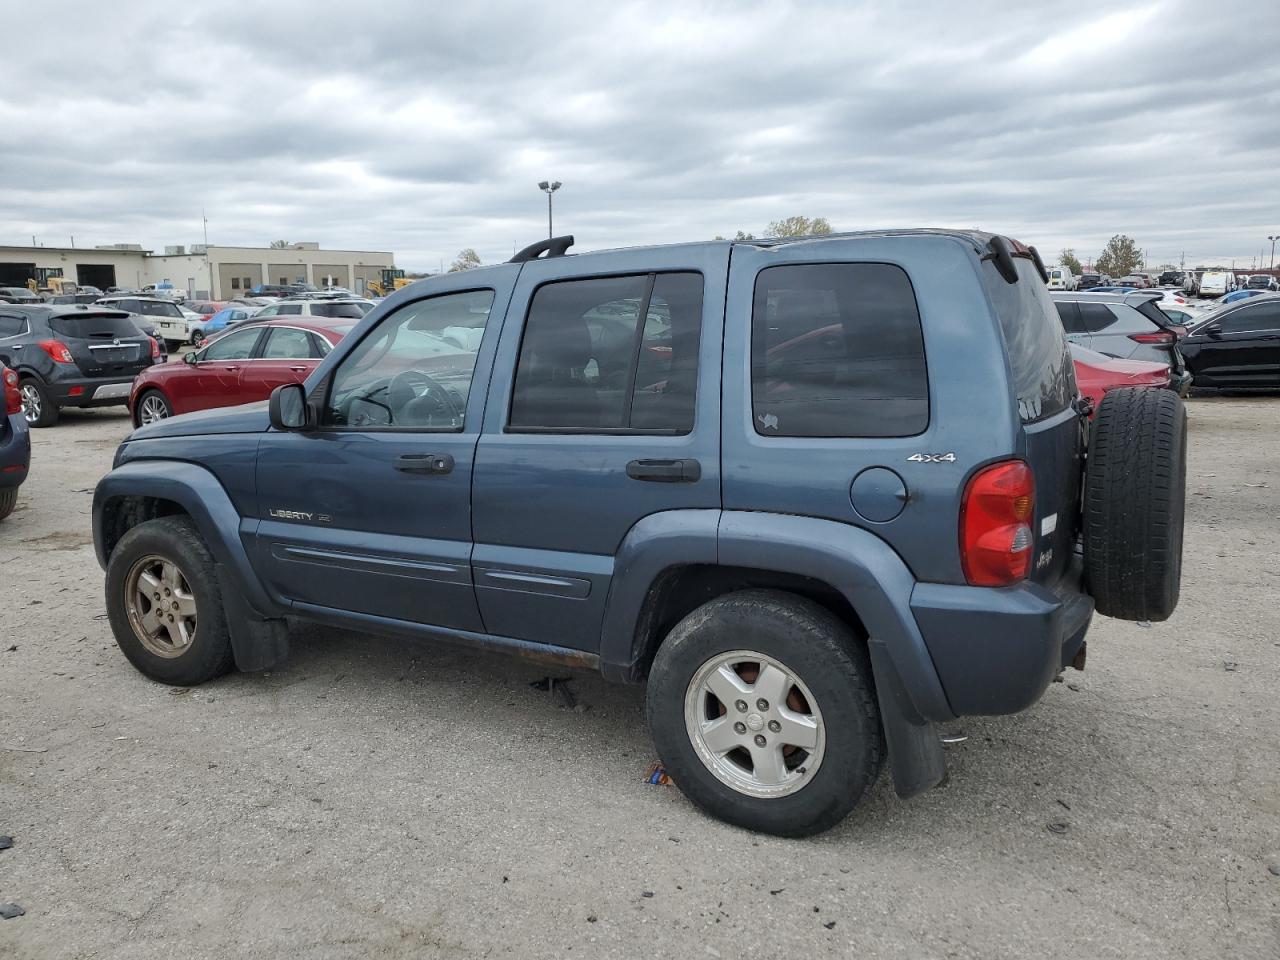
top-left (19, 377), bottom-right (58, 427)
top-left (646, 589), bottom-right (882, 837)
top-left (1083, 387), bottom-right (1186, 622)
top-left (190, 329), bottom-right (206, 347)
top-left (134, 389), bottom-right (173, 427)
top-left (0, 487), bottom-right (16, 522)
top-left (105, 516), bottom-right (235, 685)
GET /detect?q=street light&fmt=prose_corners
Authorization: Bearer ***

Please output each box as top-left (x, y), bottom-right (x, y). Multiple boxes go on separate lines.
top-left (1268, 234), bottom-right (1278, 270)
top-left (538, 180), bottom-right (562, 239)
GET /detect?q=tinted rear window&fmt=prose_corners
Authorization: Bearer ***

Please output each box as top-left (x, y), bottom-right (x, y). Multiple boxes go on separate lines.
top-left (982, 258), bottom-right (1074, 424)
top-left (48, 313), bottom-right (141, 339)
top-left (310, 302), bottom-right (367, 319)
top-left (751, 263), bottom-right (928, 437)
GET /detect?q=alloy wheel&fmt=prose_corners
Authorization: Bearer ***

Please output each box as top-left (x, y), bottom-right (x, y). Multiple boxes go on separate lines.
top-left (683, 650), bottom-right (825, 798)
top-left (19, 384), bottom-right (40, 424)
top-left (123, 555), bottom-right (197, 658)
top-left (139, 395), bottom-right (170, 425)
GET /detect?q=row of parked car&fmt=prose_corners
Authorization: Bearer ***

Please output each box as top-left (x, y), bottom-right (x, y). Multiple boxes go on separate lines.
top-left (1047, 267), bottom-right (1279, 297)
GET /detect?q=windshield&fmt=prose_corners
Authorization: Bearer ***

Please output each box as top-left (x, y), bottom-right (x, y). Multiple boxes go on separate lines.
top-left (48, 313), bottom-right (142, 339)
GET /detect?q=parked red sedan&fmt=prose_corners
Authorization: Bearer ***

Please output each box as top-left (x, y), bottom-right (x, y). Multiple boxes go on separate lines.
top-left (128, 317), bottom-right (355, 426)
top-left (1070, 343), bottom-right (1170, 418)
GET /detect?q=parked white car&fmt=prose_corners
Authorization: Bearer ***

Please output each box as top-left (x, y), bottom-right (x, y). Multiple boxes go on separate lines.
top-left (1046, 266), bottom-right (1078, 290)
top-left (1198, 271), bottom-right (1235, 298)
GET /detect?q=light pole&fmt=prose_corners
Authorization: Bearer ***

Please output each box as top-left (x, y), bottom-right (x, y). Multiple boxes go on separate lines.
top-left (1268, 234), bottom-right (1278, 270)
top-left (538, 180), bottom-right (562, 239)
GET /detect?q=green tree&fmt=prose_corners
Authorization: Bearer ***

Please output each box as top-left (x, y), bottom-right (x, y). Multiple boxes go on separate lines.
top-left (269, 240), bottom-right (292, 249)
top-left (1059, 249), bottom-right (1083, 275)
top-left (713, 230), bottom-right (756, 241)
top-left (766, 216), bottom-right (833, 238)
top-left (1094, 235), bottom-right (1142, 278)
top-left (448, 248), bottom-right (482, 272)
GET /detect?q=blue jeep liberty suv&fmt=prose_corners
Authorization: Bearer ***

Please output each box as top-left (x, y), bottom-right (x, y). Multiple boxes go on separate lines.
top-left (94, 231), bottom-right (1186, 836)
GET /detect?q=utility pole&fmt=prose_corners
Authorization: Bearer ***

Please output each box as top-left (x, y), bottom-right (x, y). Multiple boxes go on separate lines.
top-left (537, 180), bottom-right (562, 239)
top-left (1269, 235), bottom-right (1278, 270)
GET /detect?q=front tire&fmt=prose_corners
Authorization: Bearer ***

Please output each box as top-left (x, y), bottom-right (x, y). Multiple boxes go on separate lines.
top-left (19, 377), bottom-right (58, 427)
top-left (646, 590), bottom-right (882, 837)
top-left (105, 516), bottom-right (234, 685)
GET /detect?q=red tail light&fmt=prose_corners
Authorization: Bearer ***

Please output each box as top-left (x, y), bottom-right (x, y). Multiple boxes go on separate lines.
top-left (38, 339), bottom-right (75, 364)
top-left (1129, 330), bottom-right (1175, 345)
top-left (960, 460), bottom-right (1035, 587)
top-left (148, 336), bottom-right (161, 360)
top-left (2, 368), bottom-right (19, 415)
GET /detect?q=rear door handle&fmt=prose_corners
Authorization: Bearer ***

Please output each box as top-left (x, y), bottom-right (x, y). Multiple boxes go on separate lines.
top-left (395, 453), bottom-right (455, 475)
top-left (626, 458), bottom-right (701, 483)
top-left (289, 365), bottom-right (308, 372)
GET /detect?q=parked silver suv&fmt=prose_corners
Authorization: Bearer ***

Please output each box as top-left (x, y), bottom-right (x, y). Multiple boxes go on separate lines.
top-left (1051, 291), bottom-right (1191, 393)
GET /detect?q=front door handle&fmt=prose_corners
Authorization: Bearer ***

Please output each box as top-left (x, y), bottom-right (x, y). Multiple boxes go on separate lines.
top-left (395, 453), bottom-right (455, 475)
top-left (626, 458), bottom-right (701, 483)
top-left (289, 365), bottom-right (308, 372)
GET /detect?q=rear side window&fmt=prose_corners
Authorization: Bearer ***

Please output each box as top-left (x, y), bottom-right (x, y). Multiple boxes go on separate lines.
top-left (0, 315), bottom-right (26, 337)
top-left (48, 314), bottom-right (141, 339)
top-left (509, 272), bottom-right (703, 433)
top-left (1054, 301), bottom-right (1084, 333)
top-left (751, 263), bottom-right (927, 437)
top-left (1078, 302), bottom-right (1119, 332)
top-left (981, 258), bottom-right (1074, 424)
top-left (309, 302), bottom-right (366, 319)
top-left (261, 327), bottom-right (321, 359)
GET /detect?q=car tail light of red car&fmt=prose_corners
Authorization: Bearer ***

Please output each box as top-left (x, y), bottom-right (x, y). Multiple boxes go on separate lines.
top-left (960, 460), bottom-right (1035, 587)
top-left (1129, 330), bottom-right (1175, 345)
top-left (3, 367), bottom-right (20, 415)
top-left (38, 339), bottom-right (75, 363)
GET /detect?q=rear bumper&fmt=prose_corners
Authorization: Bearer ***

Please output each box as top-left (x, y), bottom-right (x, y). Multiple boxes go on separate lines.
top-left (0, 413), bottom-right (31, 488)
top-left (912, 574), bottom-right (1094, 716)
top-left (46, 376), bottom-right (136, 408)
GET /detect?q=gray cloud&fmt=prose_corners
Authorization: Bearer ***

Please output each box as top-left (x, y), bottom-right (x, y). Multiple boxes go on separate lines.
top-left (1, 0), bottom-right (1277, 271)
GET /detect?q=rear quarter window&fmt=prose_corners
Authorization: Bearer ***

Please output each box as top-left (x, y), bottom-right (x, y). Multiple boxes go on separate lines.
top-left (982, 258), bottom-right (1075, 424)
top-left (751, 262), bottom-right (928, 437)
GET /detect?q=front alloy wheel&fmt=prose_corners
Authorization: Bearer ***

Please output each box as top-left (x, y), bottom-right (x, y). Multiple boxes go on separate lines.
top-left (138, 393), bottom-right (171, 425)
top-left (123, 555), bottom-right (198, 658)
top-left (684, 650), bottom-right (825, 798)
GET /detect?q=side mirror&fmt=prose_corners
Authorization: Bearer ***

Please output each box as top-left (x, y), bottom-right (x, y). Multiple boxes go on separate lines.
top-left (269, 383), bottom-right (312, 431)
top-left (1203, 323), bottom-right (1221, 337)
top-left (183, 351), bottom-right (198, 365)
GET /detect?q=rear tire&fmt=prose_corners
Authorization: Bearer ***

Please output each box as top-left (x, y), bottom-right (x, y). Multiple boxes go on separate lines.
top-left (105, 516), bottom-right (235, 685)
top-left (19, 377), bottom-right (58, 427)
top-left (1083, 387), bottom-right (1186, 621)
top-left (190, 329), bottom-right (206, 347)
top-left (646, 589), bottom-right (882, 837)
top-left (0, 488), bottom-right (16, 522)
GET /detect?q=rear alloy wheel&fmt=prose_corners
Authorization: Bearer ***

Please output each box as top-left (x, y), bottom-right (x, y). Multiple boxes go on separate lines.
top-left (190, 329), bottom-right (206, 347)
top-left (137, 390), bottom-right (172, 426)
top-left (647, 589), bottom-right (882, 837)
top-left (0, 488), bottom-right (17, 522)
top-left (19, 378), bottom-right (58, 427)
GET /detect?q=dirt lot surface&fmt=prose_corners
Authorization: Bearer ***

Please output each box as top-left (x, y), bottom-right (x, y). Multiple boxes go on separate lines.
top-left (1, 399), bottom-right (1278, 959)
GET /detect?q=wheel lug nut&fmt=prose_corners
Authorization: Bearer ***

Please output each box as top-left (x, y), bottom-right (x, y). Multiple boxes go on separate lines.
top-left (754, 735), bottom-right (767, 747)
top-left (733, 722), bottom-right (746, 734)
top-left (735, 700), bottom-right (748, 713)
top-left (756, 698), bottom-right (769, 710)
top-left (768, 720), bottom-right (781, 733)
top-left (172, 601), bottom-right (180, 610)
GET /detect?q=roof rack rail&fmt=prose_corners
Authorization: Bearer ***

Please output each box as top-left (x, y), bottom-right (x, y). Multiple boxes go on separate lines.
top-left (985, 235), bottom-right (1019, 285)
top-left (1027, 245), bottom-right (1050, 284)
top-left (510, 235), bottom-right (575, 263)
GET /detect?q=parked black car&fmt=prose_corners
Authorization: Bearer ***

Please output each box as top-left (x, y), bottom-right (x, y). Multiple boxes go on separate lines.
top-left (1180, 294), bottom-right (1280, 389)
top-left (0, 304), bottom-right (161, 427)
top-left (1246, 274), bottom-right (1278, 291)
top-left (0, 287), bottom-right (41, 305)
top-left (1078, 273), bottom-right (1107, 290)
top-left (247, 284), bottom-right (296, 298)
top-left (1158, 271), bottom-right (1183, 287)
top-left (0, 362), bottom-right (30, 520)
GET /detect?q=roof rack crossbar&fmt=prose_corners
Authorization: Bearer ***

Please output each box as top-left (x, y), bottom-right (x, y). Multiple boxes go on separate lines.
top-left (509, 235), bottom-right (575, 263)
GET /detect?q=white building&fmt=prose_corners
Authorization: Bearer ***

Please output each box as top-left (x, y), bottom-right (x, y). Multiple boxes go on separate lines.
top-left (0, 241), bottom-right (396, 299)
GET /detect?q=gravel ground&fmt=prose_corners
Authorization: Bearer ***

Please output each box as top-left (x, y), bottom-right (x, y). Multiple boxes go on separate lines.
top-left (1, 398), bottom-right (1278, 959)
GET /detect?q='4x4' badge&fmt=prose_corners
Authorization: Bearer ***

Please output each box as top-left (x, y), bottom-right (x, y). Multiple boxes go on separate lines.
top-left (907, 453), bottom-right (956, 463)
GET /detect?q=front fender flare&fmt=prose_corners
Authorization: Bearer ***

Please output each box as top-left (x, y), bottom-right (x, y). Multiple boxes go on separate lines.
top-left (93, 460), bottom-right (280, 620)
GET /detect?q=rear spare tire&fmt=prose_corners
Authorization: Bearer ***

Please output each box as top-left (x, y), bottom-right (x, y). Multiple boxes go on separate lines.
top-left (1083, 387), bottom-right (1186, 621)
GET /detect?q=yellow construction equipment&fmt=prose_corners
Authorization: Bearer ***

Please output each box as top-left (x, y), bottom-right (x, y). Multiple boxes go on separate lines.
top-left (366, 268), bottom-right (411, 297)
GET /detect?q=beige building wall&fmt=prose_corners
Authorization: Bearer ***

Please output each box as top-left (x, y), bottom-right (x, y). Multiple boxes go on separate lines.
top-left (217, 263), bottom-right (264, 296)
top-left (313, 264), bottom-right (350, 288)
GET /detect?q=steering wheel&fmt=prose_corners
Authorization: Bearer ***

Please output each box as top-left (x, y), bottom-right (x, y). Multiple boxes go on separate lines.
top-left (387, 369), bottom-right (463, 426)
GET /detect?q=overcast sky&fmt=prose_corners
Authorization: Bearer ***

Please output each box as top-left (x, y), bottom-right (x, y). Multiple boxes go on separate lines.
top-left (2, 0), bottom-right (1277, 272)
